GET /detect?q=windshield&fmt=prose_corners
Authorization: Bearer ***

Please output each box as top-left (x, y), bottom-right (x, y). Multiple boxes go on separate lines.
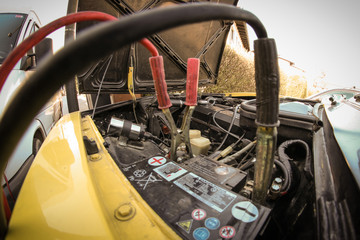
top-left (0, 13), bottom-right (26, 64)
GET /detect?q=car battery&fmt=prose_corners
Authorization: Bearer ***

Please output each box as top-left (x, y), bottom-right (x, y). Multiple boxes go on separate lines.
top-left (116, 144), bottom-right (270, 240)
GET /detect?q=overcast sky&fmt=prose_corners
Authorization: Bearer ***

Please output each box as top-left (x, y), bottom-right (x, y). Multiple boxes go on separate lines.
top-left (241, 0), bottom-right (360, 88)
top-left (1, 0), bottom-right (359, 88)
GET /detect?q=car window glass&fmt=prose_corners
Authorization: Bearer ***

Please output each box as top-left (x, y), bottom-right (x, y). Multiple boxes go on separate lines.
top-left (0, 13), bottom-right (27, 64)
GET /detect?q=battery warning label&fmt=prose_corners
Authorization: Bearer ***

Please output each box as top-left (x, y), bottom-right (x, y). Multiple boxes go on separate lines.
top-left (176, 219), bottom-right (193, 233)
top-left (192, 209), bottom-right (206, 221)
top-left (174, 173), bottom-right (237, 212)
top-left (153, 162), bottom-right (187, 181)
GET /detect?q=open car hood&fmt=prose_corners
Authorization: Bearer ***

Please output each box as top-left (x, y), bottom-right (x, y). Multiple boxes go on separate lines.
top-left (76, 0), bottom-right (245, 94)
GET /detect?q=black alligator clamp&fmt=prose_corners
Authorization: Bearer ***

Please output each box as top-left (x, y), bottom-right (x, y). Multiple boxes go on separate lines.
top-left (252, 38), bottom-right (280, 205)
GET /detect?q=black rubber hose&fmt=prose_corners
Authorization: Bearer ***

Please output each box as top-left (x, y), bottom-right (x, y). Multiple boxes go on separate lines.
top-left (240, 159), bottom-right (289, 192)
top-left (64, 0), bottom-right (80, 113)
top-left (0, 4), bottom-right (268, 176)
top-left (0, 4), bottom-right (268, 234)
top-left (243, 139), bottom-right (311, 194)
top-left (278, 139), bottom-right (313, 181)
top-left (277, 139), bottom-right (312, 194)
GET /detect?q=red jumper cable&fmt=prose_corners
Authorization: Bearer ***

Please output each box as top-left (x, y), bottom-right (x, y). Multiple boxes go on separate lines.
top-left (0, 11), bottom-right (158, 92)
top-left (149, 56), bottom-right (200, 161)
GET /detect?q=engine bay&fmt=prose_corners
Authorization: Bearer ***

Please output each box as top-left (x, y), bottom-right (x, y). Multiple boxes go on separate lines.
top-left (1, 1), bottom-right (359, 239)
top-left (87, 94), bottom-right (318, 239)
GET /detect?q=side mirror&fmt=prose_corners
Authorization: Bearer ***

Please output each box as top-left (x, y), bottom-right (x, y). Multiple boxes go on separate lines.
top-left (20, 49), bottom-right (35, 71)
top-left (20, 38), bottom-right (53, 71)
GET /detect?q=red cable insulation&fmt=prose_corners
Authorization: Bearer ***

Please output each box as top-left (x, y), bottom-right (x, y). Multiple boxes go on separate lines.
top-left (140, 38), bottom-right (158, 58)
top-left (185, 58), bottom-right (200, 106)
top-left (2, 174), bottom-right (15, 222)
top-left (2, 190), bottom-right (11, 224)
top-left (0, 11), bottom-right (158, 92)
top-left (3, 174), bottom-right (14, 203)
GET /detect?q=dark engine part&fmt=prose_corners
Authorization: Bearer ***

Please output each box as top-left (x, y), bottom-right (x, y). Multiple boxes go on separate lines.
top-left (190, 103), bottom-right (245, 148)
top-left (98, 97), bottom-right (317, 239)
top-left (278, 139), bottom-right (313, 184)
top-left (262, 139), bottom-right (315, 239)
top-left (240, 99), bottom-right (319, 145)
top-left (105, 136), bottom-right (164, 165)
top-left (107, 117), bottom-right (147, 140)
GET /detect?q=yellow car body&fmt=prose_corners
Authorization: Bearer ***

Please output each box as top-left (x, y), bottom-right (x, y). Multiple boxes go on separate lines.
top-left (7, 113), bottom-right (179, 239)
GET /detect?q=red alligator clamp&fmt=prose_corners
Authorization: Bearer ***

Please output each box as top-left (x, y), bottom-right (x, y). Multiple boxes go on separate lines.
top-left (149, 56), bottom-right (200, 161)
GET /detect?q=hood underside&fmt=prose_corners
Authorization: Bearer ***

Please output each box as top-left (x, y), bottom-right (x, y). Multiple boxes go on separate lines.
top-left (76, 0), bottom-right (244, 94)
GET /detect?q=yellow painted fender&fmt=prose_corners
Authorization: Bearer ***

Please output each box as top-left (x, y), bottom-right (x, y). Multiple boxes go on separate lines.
top-left (7, 112), bottom-right (180, 240)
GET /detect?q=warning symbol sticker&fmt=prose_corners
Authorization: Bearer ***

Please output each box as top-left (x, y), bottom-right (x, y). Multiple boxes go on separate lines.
top-left (191, 209), bottom-right (206, 221)
top-left (153, 162), bottom-right (187, 181)
top-left (176, 219), bottom-right (193, 233)
top-left (134, 172), bottom-right (162, 190)
top-left (133, 169), bottom-right (146, 178)
top-left (231, 201), bottom-right (259, 223)
top-left (219, 226), bottom-right (236, 239)
top-left (205, 217), bottom-right (220, 230)
top-left (148, 156), bottom-right (167, 166)
top-left (193, 227), bottom-right (210, 240)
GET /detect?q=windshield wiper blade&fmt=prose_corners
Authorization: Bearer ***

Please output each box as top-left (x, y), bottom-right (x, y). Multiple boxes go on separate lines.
top-left (8, 24), bottom-right (22, 38)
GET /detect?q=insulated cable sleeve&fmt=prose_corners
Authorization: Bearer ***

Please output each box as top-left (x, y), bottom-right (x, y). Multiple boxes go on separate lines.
top-left (0, 2), bottom-right (268, 211)
top-left (220, 140), bottom-right (256, 163)
top-left (185, 58), bottom-right (200, 106)
top-left (149, 56), bottom-right (172, 109)
top-left (141, 38), bottom-right (159, 57)
top-left (214, 104), bottom-right (242, 152)
top-left (0, 12), bottom-right (159, 92)
top-left (254, 38), bottom-right (280, 127)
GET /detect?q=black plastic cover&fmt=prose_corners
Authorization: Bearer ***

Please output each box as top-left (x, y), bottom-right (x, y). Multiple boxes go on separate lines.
top-left (239, 99), bottom-right (318, 145)
top-left (76, 0), bottom-right (239, 94)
